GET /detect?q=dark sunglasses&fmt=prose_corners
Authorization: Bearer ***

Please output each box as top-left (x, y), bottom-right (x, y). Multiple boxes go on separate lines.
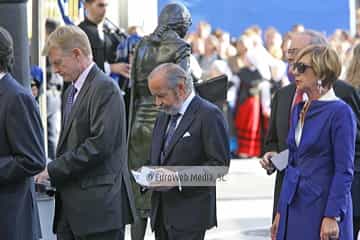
top-left (292, 62), bottom-right (312, 74)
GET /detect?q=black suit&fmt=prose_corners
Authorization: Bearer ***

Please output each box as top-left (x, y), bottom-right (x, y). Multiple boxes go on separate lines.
top-left (264, 81), bottom-right (360, 234)
top-left (48, 65), bottom-right (136, 238)
top-left (78, 18), bottom-right (116, 72)
top-left (0, 74), bottom-right (46, 240)
top-left (150, 96), bottom-right (230, 239)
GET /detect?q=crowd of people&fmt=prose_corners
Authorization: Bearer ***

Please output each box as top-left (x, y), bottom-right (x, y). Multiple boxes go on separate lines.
top-left (2, 0), bottom-right (360, 239)
top-left (185, 21), bottom-right (360, 160)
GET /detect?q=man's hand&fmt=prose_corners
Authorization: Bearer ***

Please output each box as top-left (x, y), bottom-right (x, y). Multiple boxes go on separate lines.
top-left (35, 167), bottom-right (49, 184)
top-left (271, 212), bottom-right (280, 240)
top-left (260, 151), bottom-right (277, 172)
top-left (149, 168), bottom-right (178, 187)
top-left (145, 168), bottom-right (179, 192)
top-left (320, 217), bottom-right (339, 240)
top-left (110, 63), bottom-right (130, 78)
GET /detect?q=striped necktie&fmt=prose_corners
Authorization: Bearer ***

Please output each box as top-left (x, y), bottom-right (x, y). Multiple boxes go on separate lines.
top-left (160, 113), bottom-right (181, 164)
top-left (63, 85), bottom-right (77, 123)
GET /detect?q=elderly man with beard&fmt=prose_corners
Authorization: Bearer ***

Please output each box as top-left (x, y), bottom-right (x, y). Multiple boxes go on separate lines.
top-left (146, 63), bottom-right (230, 240)
top-left (127, 3), bottom-right (193, 239)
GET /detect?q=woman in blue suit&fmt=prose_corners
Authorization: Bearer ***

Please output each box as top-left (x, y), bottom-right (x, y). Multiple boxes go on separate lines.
top-left (272, 45), bottom-right (356, 240)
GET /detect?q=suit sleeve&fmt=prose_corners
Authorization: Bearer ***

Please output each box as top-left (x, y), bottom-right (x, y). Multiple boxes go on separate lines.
top-left (48, 84), bottom-right (125, 186)
top-left (0, 93), bottom-right (46, 184)
top-left (202, 106), bottom-right (231, 169)
top-left (263, 90), bottom-right (280, 153)
top-left (340, 88), bottom-right (360, 170)
top-left (324, 106), bottom-right (355, 219)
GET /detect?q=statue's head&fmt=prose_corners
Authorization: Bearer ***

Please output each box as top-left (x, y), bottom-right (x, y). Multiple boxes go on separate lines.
top-left (158, 2), bottom-right (192, 38)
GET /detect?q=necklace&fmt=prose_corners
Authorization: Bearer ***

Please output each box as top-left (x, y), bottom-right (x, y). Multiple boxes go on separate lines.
top-left (299, 101), bottom-right (311, 127)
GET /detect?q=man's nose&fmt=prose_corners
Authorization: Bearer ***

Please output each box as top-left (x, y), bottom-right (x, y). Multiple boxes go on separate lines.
top-left (52, 66), bottom-right (60, 74)
top-left (155, 97), bottom-right (162, 106)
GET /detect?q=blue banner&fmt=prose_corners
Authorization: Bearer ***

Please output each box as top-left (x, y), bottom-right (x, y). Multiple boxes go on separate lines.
top-left (158, 0), bottom-right (350, 37)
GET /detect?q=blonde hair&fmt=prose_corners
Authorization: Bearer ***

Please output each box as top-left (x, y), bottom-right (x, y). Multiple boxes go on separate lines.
top-left (42, 25), bottom-right (92, 57)
top-left (295, 44), bottom-right (341, 88)
top-left (346, 43), bottom-right (360, 88)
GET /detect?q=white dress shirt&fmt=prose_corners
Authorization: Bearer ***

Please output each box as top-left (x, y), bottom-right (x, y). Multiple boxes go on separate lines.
top-left (73, 62), bottom-right (95, 102)
top-left (0, 72), bottom-right (5, 80)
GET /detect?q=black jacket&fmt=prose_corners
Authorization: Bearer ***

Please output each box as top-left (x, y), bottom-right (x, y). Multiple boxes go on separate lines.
top-left (150, 96), bottom-right (230, 231)
top-left (78, 18), bottom-right (116, 71)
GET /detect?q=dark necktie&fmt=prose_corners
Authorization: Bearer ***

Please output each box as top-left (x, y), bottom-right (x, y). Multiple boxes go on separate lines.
top-left (164, 113), bottom-right (181, 149)
top-left (289, 90), bottom-right (303, 126)
top-left (63, 85), bottom-right (77, 123)
top-left (160, 113), bottom-right (181, 164)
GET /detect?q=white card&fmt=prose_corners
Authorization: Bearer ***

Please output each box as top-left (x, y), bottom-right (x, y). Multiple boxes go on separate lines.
top-left (271, 149), bottom-right (289, 171)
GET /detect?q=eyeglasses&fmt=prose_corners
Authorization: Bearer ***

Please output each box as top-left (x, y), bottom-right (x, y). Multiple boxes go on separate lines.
top-left (292, 62), bottom-right (313, 74)
top-left (96, 3), bottom-right (108, 8)
top-left (287, 48), bottom-right (299, 56)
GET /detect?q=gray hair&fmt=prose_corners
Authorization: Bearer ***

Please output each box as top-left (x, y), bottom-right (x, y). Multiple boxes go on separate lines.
top-left (149, 63), bottom-right (193, 94)
top-left (302, 30), bottom-right (328, 45)
top-left (0, 27), bottom-right (14, 73)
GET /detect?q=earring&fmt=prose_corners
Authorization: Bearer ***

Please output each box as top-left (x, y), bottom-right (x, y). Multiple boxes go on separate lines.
top-left (317, 79), bottom-right (323, 95)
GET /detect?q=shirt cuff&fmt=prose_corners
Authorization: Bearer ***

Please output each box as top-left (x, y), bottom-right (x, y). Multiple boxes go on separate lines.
top-left (104, 62), bottom-right (111, 75)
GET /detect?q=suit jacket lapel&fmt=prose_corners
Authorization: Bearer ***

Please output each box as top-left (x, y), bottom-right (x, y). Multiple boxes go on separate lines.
top-left (152, 114), bottom-right (169, 165)
top-left (162, 96), bottom-right (200, 162)
top-left (0, 74), bottom-right (11, 96)
top-left (285, 84), bottom-right (296, 129)
top-left (60, 89), bottom-right (70, 126)
top-left (57, 65), bottom-right (98, 150)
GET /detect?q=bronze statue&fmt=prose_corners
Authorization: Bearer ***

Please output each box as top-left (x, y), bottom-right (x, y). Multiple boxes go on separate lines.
top-left (127, 3), bottom-right (192, 239)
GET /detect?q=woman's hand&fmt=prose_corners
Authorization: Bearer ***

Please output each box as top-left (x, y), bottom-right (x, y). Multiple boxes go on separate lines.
top-left (271, 212), bottom-right (280, 240)
top-left (320, 217), bottom-right (339, 240)
top-left (260, 151), bottom-right (277, 174)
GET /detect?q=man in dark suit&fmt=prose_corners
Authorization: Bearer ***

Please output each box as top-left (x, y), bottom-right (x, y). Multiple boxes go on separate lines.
top-left (261, 30), bottom-right (360, 235)
top-left (79, 0), bottom-right (129, 78)
top-left (147, 63), bottom-right (230, 240)
top-left (0, 27), bottom-right (46, 240)
top-left (38, 25), bottom-right (136, 240)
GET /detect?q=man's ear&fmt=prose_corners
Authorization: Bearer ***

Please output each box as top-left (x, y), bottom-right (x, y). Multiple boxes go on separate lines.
top-left (72, 48), bottom-right (82, 59)
top-left (177, 81), bottom-right (186, 98)
top-left (84, 2), bottom-right (90, 10)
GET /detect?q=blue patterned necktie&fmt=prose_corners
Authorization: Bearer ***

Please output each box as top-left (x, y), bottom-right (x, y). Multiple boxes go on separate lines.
top-left (63, 85), bottom-right (77, 123)
top-left (164, 113), bottom-right (181, 150)
top-left (160, 113), bottom-right (181, 164)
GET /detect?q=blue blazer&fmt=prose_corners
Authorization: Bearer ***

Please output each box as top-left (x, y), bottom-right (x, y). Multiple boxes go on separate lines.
top-left (149, 96), bottom-right (231, 231)
top-left (277, 100), bottom-right (356, 240)
top-left (0, 74), bottom-right (46, 240)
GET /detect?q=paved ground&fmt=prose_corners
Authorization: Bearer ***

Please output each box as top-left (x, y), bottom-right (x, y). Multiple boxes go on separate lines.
top-left (38, 158), bottom-right (275, 239)
top-left (124, 158), bottom-right (276, 240)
